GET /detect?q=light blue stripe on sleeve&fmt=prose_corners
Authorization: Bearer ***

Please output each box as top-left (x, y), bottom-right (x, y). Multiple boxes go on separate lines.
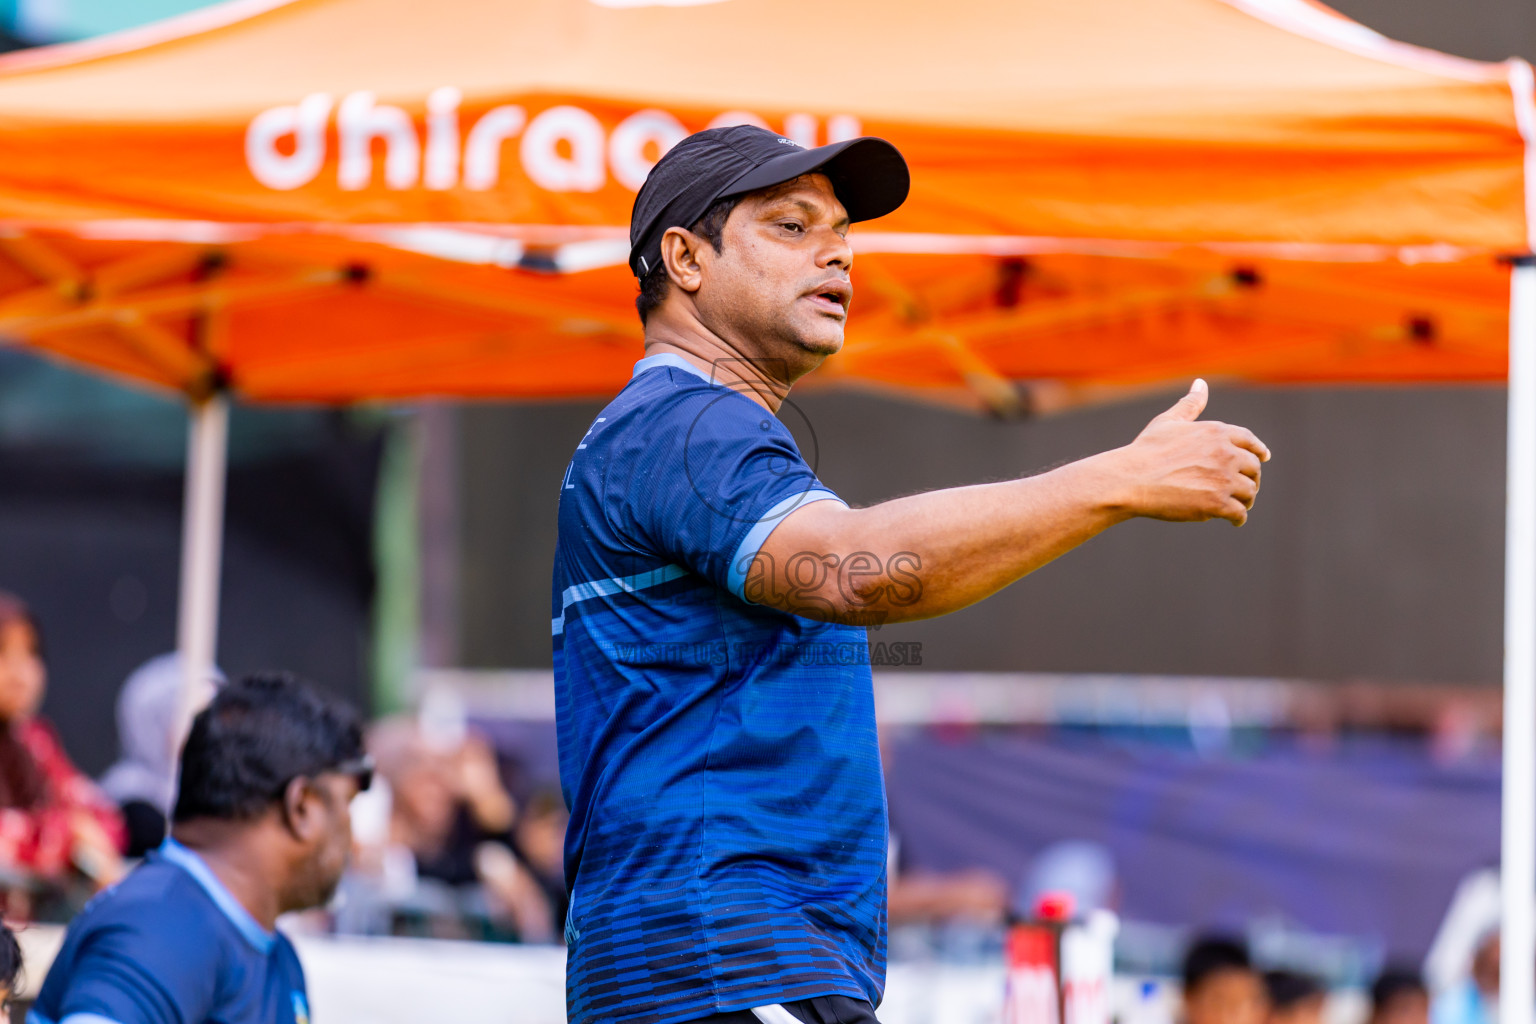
top-left (552, 563), bottom-right (691, 636)
top-left (56, 1015), bottom-right (127, 1024)
top-left (727, 489), bottom-right (846, 599)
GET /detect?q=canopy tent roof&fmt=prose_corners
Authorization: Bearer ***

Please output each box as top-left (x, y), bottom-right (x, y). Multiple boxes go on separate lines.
top-left (0, 0), bottom-right (1528, 408)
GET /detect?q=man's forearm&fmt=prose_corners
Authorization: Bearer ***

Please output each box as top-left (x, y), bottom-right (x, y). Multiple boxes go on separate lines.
top-left (753, 451), bottom-right (1134, 625)
top-left (749, 381), bottom-right (1269, 627)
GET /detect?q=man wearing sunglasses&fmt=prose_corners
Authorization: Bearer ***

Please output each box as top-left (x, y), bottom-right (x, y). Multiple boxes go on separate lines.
top-left (30, 672), bottom-right (370, 1024)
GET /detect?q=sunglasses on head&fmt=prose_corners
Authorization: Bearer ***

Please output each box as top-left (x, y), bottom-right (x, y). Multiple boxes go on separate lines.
top-left (277, 754), bottom-right (375, 799)
top-left (328, 754), bottom-right (375, 793)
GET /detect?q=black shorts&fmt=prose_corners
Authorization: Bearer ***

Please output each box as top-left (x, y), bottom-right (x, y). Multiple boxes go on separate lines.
top-left (688, 995), bottom-right (881, 1024)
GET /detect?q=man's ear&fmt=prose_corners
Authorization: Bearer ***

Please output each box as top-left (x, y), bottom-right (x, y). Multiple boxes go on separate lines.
top-left (279, 777), bottom-right (312, 842)
top-left (660, 227), bottom-right (707, 295)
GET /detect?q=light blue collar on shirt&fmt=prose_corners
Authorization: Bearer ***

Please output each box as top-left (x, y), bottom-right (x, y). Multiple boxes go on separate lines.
top-left (158, 837), bottom-right (276, 954)
top-left (632, 353), bottom-right (718, 385)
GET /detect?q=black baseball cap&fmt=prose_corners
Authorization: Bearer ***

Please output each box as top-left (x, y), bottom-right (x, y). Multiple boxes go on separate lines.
top-left (628, 124), bottom-right (910, 279)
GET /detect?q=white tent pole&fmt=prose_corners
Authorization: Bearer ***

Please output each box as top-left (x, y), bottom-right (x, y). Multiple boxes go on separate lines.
top-left (1507, 257), bottom-right (1536, 1024)
top-left (175, 394), bottom-right (229, 740)
top-left (1505, 56), bottom-right (1536, 1024)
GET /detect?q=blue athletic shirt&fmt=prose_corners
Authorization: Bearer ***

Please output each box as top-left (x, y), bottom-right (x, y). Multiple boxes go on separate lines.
top-left (29, 839), bottom-right (311, 1024)
top-left (553, 354), bottom-right (888, 1024)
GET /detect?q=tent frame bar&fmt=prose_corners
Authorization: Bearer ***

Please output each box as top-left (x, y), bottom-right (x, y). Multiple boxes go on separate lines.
top-left (175, 394), bottom-right (228, 742)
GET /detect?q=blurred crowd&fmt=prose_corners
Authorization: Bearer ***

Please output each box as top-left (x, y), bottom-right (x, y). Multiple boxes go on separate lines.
top-left (0, 587), bottom-right (1515, 1024)
top-left (1176, 934), bottom-right (1430, 1024)
top-left (335, 711), bottom-right (566, 943)
top-left (0, 589), bottom-right (569, 945)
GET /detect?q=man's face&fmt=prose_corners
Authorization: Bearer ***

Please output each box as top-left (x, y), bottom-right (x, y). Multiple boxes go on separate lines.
top-left (1473, 934), bottom-right (1500, 998)
top-left (1373, 990), bottom-right (1429, 1024)
top-left (1187, 968), bottom-right (1268, 1024)
top-left (389, 748), bottom-right (456, 844)
top-left (691, 172), bottom-right (853, 373)
top-left (285, 772), bottom-right (361, 912)
top-left (0, 620), bottom-right (44, 722)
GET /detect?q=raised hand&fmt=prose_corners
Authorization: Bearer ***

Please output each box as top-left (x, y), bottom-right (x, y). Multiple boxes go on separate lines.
top-left (1111, 379), bottom-right (1271, 526)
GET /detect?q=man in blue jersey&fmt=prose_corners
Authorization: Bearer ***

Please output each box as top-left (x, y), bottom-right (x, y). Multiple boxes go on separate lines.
top-left (31, 672), bottom-right (370, 1024)
top-left (553, 125), bottom-right (1271, 1024)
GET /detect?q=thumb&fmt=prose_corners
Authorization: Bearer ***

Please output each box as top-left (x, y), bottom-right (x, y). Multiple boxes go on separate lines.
top-left (1152, 378), bottom-right (1209, 424)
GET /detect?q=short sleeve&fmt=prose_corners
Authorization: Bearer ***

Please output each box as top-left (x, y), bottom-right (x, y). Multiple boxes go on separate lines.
top-left (620, 385), bottom-right (844, 599)
top-left (46, 922), bottom-right (217, 1024)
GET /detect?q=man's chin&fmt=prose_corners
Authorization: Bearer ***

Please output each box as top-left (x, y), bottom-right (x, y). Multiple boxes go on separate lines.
top-left (796, 329), bottom-right (844, 359)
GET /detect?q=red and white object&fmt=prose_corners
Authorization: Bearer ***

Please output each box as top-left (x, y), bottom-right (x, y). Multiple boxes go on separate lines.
top-left (1004, 895), bottom-right (1119, 1024)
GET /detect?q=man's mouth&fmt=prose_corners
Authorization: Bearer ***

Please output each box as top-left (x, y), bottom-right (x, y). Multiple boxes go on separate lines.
top-left (804, 281), bottom-right (851, 316)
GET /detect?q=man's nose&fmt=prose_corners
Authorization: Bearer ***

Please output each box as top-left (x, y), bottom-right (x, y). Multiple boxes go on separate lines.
top-left (817, 227), bottom-right (853, 270)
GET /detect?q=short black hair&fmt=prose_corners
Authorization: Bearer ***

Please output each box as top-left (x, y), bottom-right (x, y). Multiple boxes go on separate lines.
top-left (173, 671), bottom-right (364, 823)
top-left (635, 194), bottom-right (741, 325)
top-left (0, 922), bottom-right (21, 995)
top-left (1265, 970), bottom-right (1324, 1010)
top-left (1371, 967), bottom-right (1427, 1014)
top-left (1183, 934), bottom-right (1254, 994)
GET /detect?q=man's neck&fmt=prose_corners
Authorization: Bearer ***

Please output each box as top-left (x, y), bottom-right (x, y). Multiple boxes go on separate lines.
top-left (642, 314), bottom-right (812, 414)
top-left (171, 822), bottom-right (283, 930)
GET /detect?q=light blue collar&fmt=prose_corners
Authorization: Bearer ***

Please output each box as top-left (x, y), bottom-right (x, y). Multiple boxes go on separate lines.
top-left (158, 837), bottom-right (276, 954)
top-left (632, 353), bottom-right (718, 385)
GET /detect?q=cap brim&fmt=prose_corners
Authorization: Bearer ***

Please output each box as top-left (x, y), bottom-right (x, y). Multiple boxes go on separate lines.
top-left (721, 137), bottom-right (910, 223)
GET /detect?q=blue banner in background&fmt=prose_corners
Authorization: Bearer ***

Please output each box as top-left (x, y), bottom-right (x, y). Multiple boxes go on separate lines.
top-left (468, 712), bottom-right (1498, 967)
top-left (886, 730), bottom-right (1500, 964)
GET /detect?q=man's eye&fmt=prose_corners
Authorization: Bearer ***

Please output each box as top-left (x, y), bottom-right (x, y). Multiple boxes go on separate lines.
top-left (781, 222), bottom-right (804, 233)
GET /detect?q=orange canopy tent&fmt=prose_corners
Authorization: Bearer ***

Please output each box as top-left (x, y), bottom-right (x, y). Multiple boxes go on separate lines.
top-left (1, 0), bottom-right (1535, 1000)
top-left (0, 0), bottom-right (1528, 404)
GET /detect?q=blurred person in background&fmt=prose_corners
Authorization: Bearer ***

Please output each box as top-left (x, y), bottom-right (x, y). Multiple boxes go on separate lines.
top-left (1264, 970), bottom-right (1325, 1024)
top-left (30, 672), bottom-right (369, 1024)
top-left (1372, 968), bottom-right (1430, 1024)
top-left (1431, 929), bottom-right (1501, 1024)
top-left (0, 591), bottom-right (124, 914)
top-left (885, 864), bottom-right (1007, 927)
top-left (0, 921), bottom-right (21, 1017)
top-left (881, 731), bottom-right (1007, 928)
top-left (1013, 839), bottom-right (1118, 920)
top-left (1183, 935), bottom-right (1268, 1024)
top-left (366, 715), bottom-right (553, 941)
top-left (100, 653), bottom-right (224, 857)
top-left (884, 829), bottom-right (1007, 927)
top-left (1424, 866), bottom-right (1515, 1024)
top-left (512, 787), bottom-right (570, 937)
